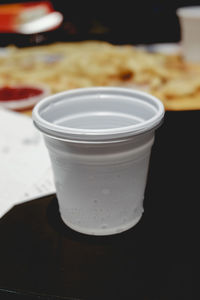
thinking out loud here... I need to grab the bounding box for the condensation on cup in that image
[177,6,200,62]
[33,87,165,236]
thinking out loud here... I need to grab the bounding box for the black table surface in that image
[0,111,195,300]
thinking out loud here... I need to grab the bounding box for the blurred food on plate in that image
[1,40,200,110]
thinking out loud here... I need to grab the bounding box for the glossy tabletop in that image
[0,111,195,300]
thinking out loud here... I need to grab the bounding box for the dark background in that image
[51,0,199,44]
[1,0,200,46]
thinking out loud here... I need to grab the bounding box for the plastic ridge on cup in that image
[33,87,164,143]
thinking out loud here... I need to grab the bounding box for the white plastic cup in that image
[33,87,164,235]
[177,6,200,62]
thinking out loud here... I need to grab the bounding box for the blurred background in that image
[1,0,200,47]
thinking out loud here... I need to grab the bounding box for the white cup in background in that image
[177,6,200,62]
[33,87,164,236]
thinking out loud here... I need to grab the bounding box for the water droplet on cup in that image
[122,216,128,224]
[101,224,108,229]
[102,188,110,195]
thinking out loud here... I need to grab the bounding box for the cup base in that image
[59,211,143,236]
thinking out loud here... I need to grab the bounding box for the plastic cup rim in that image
[32,87,165,142]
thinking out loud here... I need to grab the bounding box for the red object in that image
[0,86,43,101]
[0,1,54,33]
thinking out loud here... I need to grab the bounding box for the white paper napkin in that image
[0,108,55,218]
